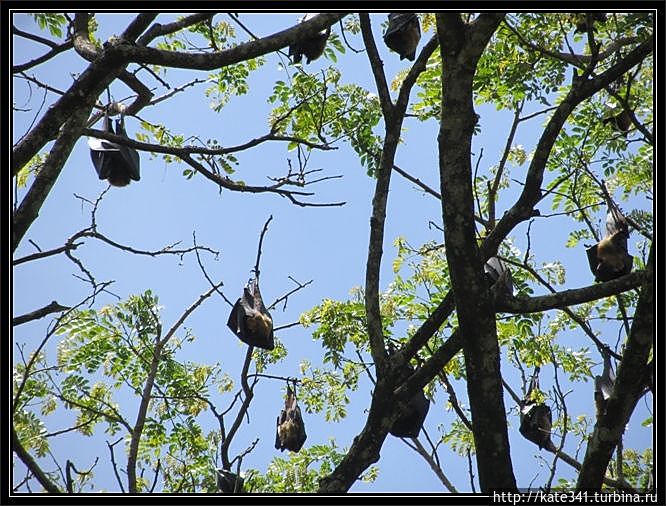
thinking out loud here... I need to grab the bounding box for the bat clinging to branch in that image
[387,347,430,438]
[216,468,244,494]
[289,13,331,64]
[519,367,555,451]
[275,384,307,452]
[227,278,274,350]
[87,112,140,187]
[383,13,421,61]
[484,256,514,296]
[594,348,616,418]
[586,202,633,282]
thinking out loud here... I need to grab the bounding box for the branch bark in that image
[436,12,516,492]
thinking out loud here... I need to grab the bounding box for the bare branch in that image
[12,301,71,326]
[253,215,273,280]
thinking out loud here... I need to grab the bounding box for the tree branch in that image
[126,284,219,492]
[12,426,61,494]
[12,301,71,326]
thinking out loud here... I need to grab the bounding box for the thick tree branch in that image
[122,13,347,70]
[11,426,61,494]
[12,105,93,253]
[495,270,645,314]
[318,14,439,494]
[436,12,516,492]
[359,14,392,119]
[12,301,71,326]
[12,14,154,176]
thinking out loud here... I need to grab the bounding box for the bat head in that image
[107,169,132,187]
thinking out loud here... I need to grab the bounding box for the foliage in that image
[12,11,654,495]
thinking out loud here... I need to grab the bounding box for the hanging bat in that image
[519,367,555,451]
[586,202,633,282]
[289,13,331,64]
[387,346,430,438]
[389,387,430,438]
[603,109,632,134]
[484,256,514,296]
[275,385,307,452]
[383,13,421,62]
[573,12,608,33]
[87,113,140,187]
[216,468,244,494]
[227,278,274,350]
[594,348,616,418]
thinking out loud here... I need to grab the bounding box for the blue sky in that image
[11,12,652,493]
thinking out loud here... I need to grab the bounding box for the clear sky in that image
[11,11,652,494]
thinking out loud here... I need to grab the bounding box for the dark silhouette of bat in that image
[603,109,632,134]
[594,348,615,418]
[387,346,430,438]
[383,13,421,61]
[289,13,331,64]
[586,203,633,282]
[390,387,430,438]
[88,113,140,187]
[519,367,555,451]
[484,256,514,296]
[227,278,274,350]
[275,385,307,452]
[216,468,244,494]
[574,12,608,33]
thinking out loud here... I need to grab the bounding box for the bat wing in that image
[226,284,274,350]
[115,119,141,181]
[596,354,616,399]
[243,282,275,350]
[275,413,284,450]
[226,298,244,336]
[89,149,112,179]
[484,257,513,295]
[519,402,552,449]
[484,257,502,283]
[290,13,329,64]
[291,405,307,452]
[89,116,119,180]
[586,244,599,277]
